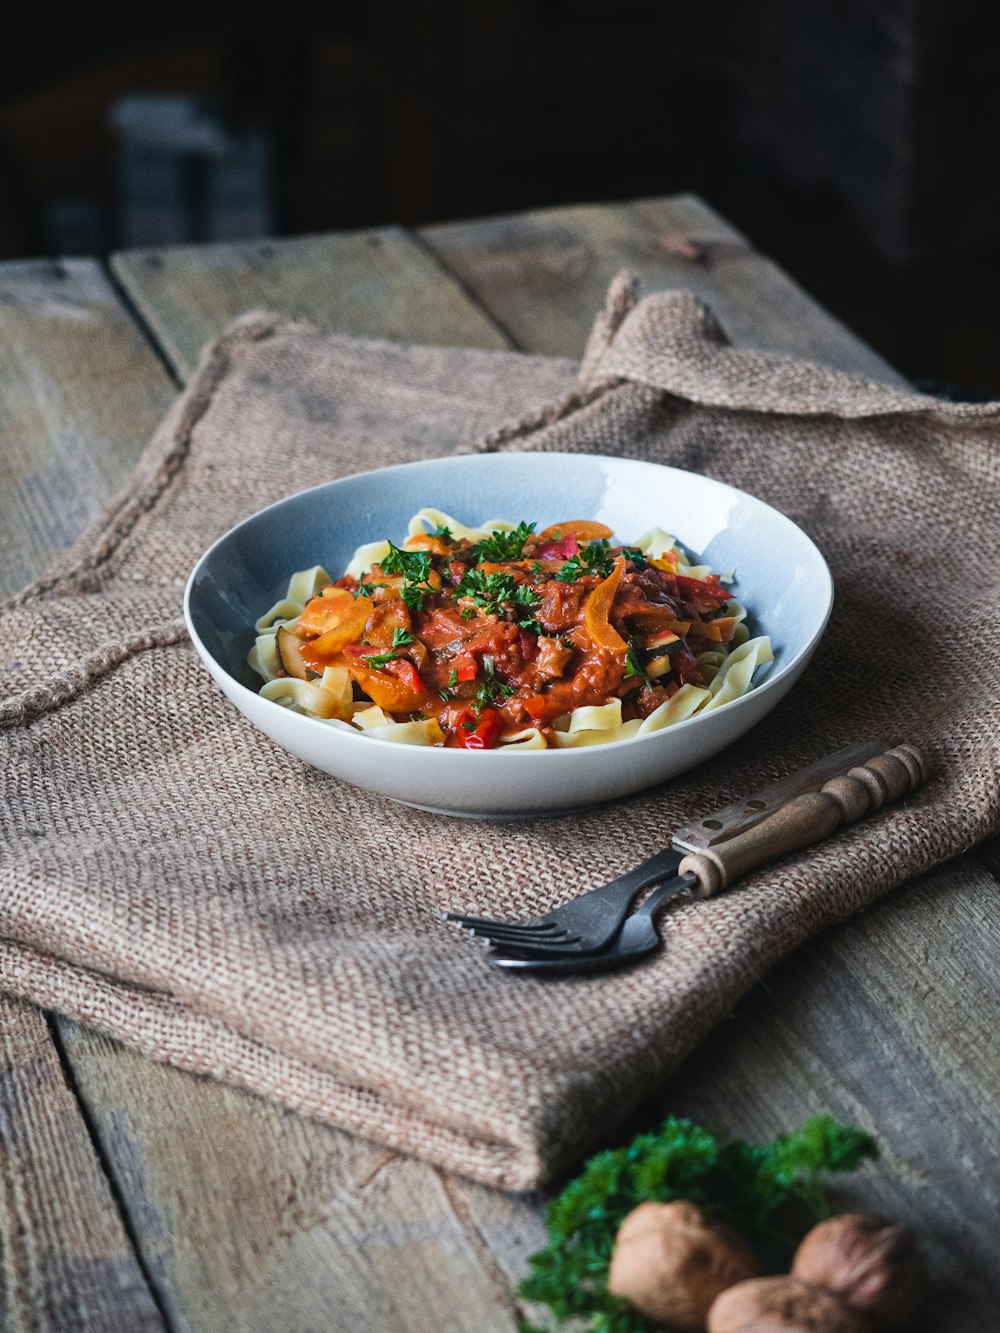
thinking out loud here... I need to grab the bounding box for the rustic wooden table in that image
[2,196,998,1332]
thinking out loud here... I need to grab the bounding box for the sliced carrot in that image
[535,519,614,544]
[583,556,627,654]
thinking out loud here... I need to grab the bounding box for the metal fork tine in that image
[442,913,559,933]
[468,926,580,946]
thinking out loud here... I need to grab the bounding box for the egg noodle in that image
[247,509,773,750]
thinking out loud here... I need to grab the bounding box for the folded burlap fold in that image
[2,277,998,1189]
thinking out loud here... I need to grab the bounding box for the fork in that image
[443,741,918,958]
[486,743,927,972]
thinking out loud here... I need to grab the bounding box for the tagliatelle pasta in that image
[248,507,773,749]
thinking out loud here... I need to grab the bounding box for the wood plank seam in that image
[435,1171,526,1326]
[101,258,185,392]
[45,1016,178,1332]
[407,229,520,350]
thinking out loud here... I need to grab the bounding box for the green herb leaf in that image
[378,542,432,583]
[554,541,616,583]
[363,649,398,668]
[392,627,414,647]
[471,521,536,564]
[517,1114,877,1332]
[429,523,453,541]
[475,658,517,708]
[624,646,645,679]
[620,546,648,568]
[457,568,540,620]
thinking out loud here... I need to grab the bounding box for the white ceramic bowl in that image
[184,453,832,817]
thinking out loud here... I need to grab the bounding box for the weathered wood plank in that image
[0,999,164,1332]
[110,228,509,382]
[422,195,909,384]
[0,259,176,599]
[654,860,1000,1328]
[418,202,998,1326]
[7,198,994,1333]
[2,247,522,1332]
[0,258,173,1331]
[58,1025,521,1333]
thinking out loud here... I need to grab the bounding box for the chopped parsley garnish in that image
[456,568,540,620]
[531,560,544,577]
[361,626,414,668]
[428,523,453,541]
[378,542,436,611]
[624,645,645,678]
[379,543,432,582]
[554,540,616,583]
[621,545,647,568]
[447,668,459,687]
[518,618,543,635]
[475,659,517,708]
[355,576,387,598]
[470,521,536,564]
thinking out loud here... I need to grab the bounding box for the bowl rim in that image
[183,451,834,760]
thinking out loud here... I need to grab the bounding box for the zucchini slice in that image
[276,625,312,680]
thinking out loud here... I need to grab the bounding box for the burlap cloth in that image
[2,275,998,1190]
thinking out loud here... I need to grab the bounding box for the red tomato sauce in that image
[276,521,738,748]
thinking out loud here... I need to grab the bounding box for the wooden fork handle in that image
[677,743,928,898]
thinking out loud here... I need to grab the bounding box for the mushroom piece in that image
[707,1275,870,1331]
[607,1200,758,1330]
[792,1213,927,1329]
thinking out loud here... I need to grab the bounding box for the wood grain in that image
[655,859,1000,1328]
[0,999,163,1332]
[110,227,509,382]
[4,197,996,1331]
[1,247,523,1331]
[57,1024,522,1333]
[0,259,176,599]
[422,195,909,384]
[422,205,1000,1326]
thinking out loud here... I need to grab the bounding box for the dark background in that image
[2,1,998,394]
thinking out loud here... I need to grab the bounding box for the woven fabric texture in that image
[2,278,998,1189]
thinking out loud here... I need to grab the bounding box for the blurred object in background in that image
[0,1,998,394]
[111,95,271,247]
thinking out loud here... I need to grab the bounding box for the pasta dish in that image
[247,509,772,749]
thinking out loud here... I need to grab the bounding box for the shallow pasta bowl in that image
[184,452,833,818]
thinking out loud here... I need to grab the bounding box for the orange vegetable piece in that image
[297,592,372,666]
[299,588,360,634]
[350,663,428,713]
[584,556,627,654]
[535,519,614,544]
[693,616,738,643]
[650,552,679,572]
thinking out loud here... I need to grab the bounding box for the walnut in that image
[607,1200,758,1330]
[791,1213,926,1329]
[707,1275,870,1331]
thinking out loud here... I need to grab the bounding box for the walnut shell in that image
[707,1275,870,1332]
[792,1213,926,1329]
[607,1200,758,1331]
